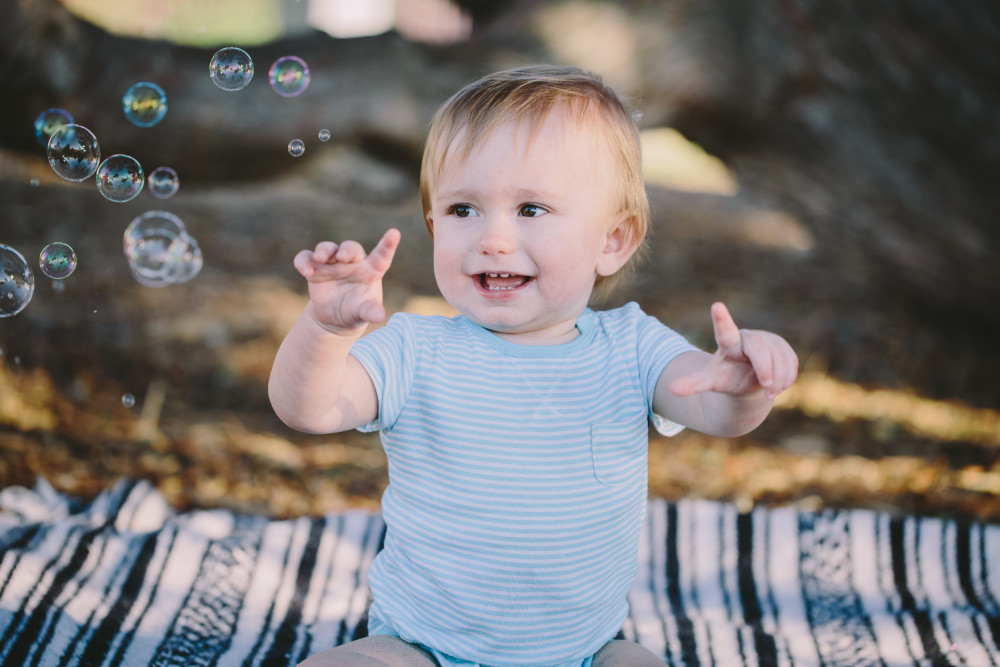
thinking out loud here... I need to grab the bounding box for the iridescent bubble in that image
[288,139,305,157]
[122,393,136,408]
[123,82,168,127]
[210,47,254,91]
[39,242,77,279]
[47,124,100,182]
[268,56,310,97]
[96,154,144,202]
[164,234,202,284]
[34,108,73,148]
[318,128,331,142]
[0,244,35,318]
[123,210,200,287]
[148,166,179,199]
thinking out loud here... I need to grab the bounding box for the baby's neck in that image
[489,322,580,346]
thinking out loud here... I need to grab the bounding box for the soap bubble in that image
[163,234,202,284]
[122,393,135,408]
[34,108,73,148]
[96,154,144,202]
[210,47,254,91]
[0,244,35,318]
[269,56,310,97]
[47,124,100,182]
[39,242,77,279]
[318,128,331,142]
[123,210,201,287]
[148,166,179,199]
[288,139,305,157]
[123,82,168,127]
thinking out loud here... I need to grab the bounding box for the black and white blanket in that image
[1,478,997,666]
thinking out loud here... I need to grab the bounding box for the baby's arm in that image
[653,302,798,437]
[268,228,401,434]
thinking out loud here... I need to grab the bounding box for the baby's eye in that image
[447,204,477,218]
[518,203,547,218]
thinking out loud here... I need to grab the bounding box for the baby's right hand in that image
[293,228,401,335]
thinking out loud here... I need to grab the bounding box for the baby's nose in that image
[477,217,517,254]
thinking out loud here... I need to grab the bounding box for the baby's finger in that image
[669,370,715,397]
[367,228,402,275]
[742,332,775,391]
[334,240,366,264]
[293,249,316,277]
[711,302,743,358]
[773,341,800,395]
[310,241,340,264]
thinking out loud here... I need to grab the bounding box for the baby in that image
[270,65,798,667]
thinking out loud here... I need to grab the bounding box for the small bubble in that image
[0,245,34,318]
[29,178,40,187]
[124,210,201,287]
[123,82,168,128]
[39,242,77,279]
[47,124,100,182]
[288,139,305,157]
[122,393,135,408]
[148,166,179,199]
[269,56,311,97]
[34,108,74,148]
[318,128,331,142]
[631,109,644,123]
[210,47,254,91]
[52,279,65,293]
[96,154,144,202]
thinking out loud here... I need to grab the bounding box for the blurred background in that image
[1,0,998,521]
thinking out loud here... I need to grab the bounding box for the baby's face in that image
[427,107,633,344]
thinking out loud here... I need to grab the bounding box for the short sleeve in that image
[348,313,416,433]
[634,307,699,436]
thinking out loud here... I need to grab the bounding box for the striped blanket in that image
[1,479,997,666]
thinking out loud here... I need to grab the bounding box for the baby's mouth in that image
[478,273,532,291]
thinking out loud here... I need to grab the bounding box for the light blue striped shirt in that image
[349,302,696,666]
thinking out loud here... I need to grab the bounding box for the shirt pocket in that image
[590,412,648,487]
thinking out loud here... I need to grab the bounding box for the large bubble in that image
[96,154,144,203]
[210,47,254,91]
[39,242,77,279]
[123,211,202,287]
[147,166,179,199]
[0,244,35,317]
[268,56,310,97]
[123,82,168,127]
[47,124,100,182]
[34,108,74,148]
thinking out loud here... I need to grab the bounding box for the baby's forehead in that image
[441,105,611,164]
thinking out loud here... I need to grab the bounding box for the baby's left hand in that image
[669,302,798,401]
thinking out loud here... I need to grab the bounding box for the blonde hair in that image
[420,65,648,300]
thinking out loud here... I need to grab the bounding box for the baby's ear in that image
[596,212,641,277]
[425,213,435,238]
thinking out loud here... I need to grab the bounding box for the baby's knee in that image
[297,635,437,667]
[592,639,665,667]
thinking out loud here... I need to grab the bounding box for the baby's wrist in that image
[306,303,367,339]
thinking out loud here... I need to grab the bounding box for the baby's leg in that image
[592,639,665,666]
[297,635,438,667]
